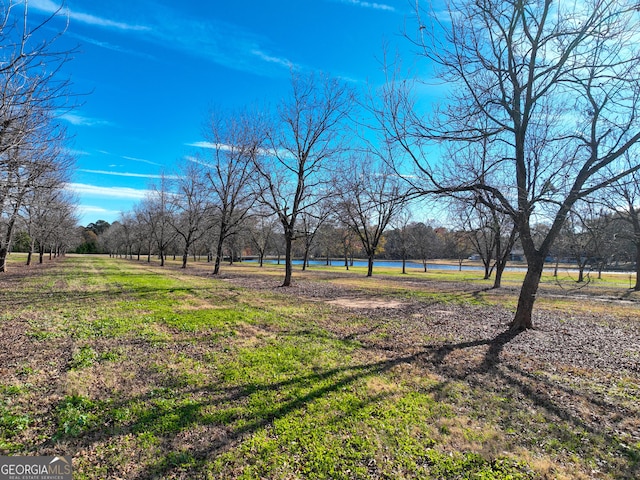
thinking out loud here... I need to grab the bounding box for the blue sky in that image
[26,0,433,225]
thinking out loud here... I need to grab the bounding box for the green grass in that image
[0,255,638,478]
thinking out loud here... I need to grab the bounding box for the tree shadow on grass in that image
[49,357,401,478]
[415,328,640,479]
[43,323,636,479]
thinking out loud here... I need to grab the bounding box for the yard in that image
[0,255,639,479]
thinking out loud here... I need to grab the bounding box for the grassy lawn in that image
[0,255,639,479]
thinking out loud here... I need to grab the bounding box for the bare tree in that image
[298,200,333,270]
[335,156,408,277]
[141,175,177,267]
[117,212,140,260]
[337,224,358,270]
[604,167,640,288]
[200,110,264,275]
[132,203,155,263]
[379,0,640,329]
[408,221,443,273]
[45,196,78,258]
[254,72,352,286]
[167,162,214,268]
[453,198,496,280]
[248,208,278,267]
[0,2,75,272]
[385,207,413,274]
[453,194,518,287]
[21,186,76,265]
[0,142,73,271]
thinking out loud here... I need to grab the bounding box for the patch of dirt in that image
[326,296,407,309]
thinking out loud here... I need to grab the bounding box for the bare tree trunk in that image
[367,255,374,277]
[213,231,225,275]
[283,231,293,286]
[483,261,491,280]
[302,244,310,271]
[634,243,640,291]
[493,227,517,289]
[493,264,505,289]
[0,216,15,272]
[511,255,545,331]
[26,242,34,266]
[577,264,585,283]
[0,246,7,273]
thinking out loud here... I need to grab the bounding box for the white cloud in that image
[29,0,150,31]
[186,141,233,151]
[66,183,151,199]
[64,147,90,157]
[187,140,296,161]
[137,5,302,76]
[252,50,297,70]
[65,31,156,59]
[122,156,161,166]
[336,0,396,12]
[60,113,113,127]
[76,205,119,215]
[34,2,300,76]
[184,155,212,168]
[78,169,178,180]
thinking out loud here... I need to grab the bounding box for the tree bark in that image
[483,261,491,280]
[302,247,309,271]
[0,217,15,272]
[634,242,640,291]
[511,255,545,331]
[577,264,585,283]
[367,255,374,277]
[0,246,7,273]
[283,231,293,286]
[493,263,504,289]
[213,235,224,275]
